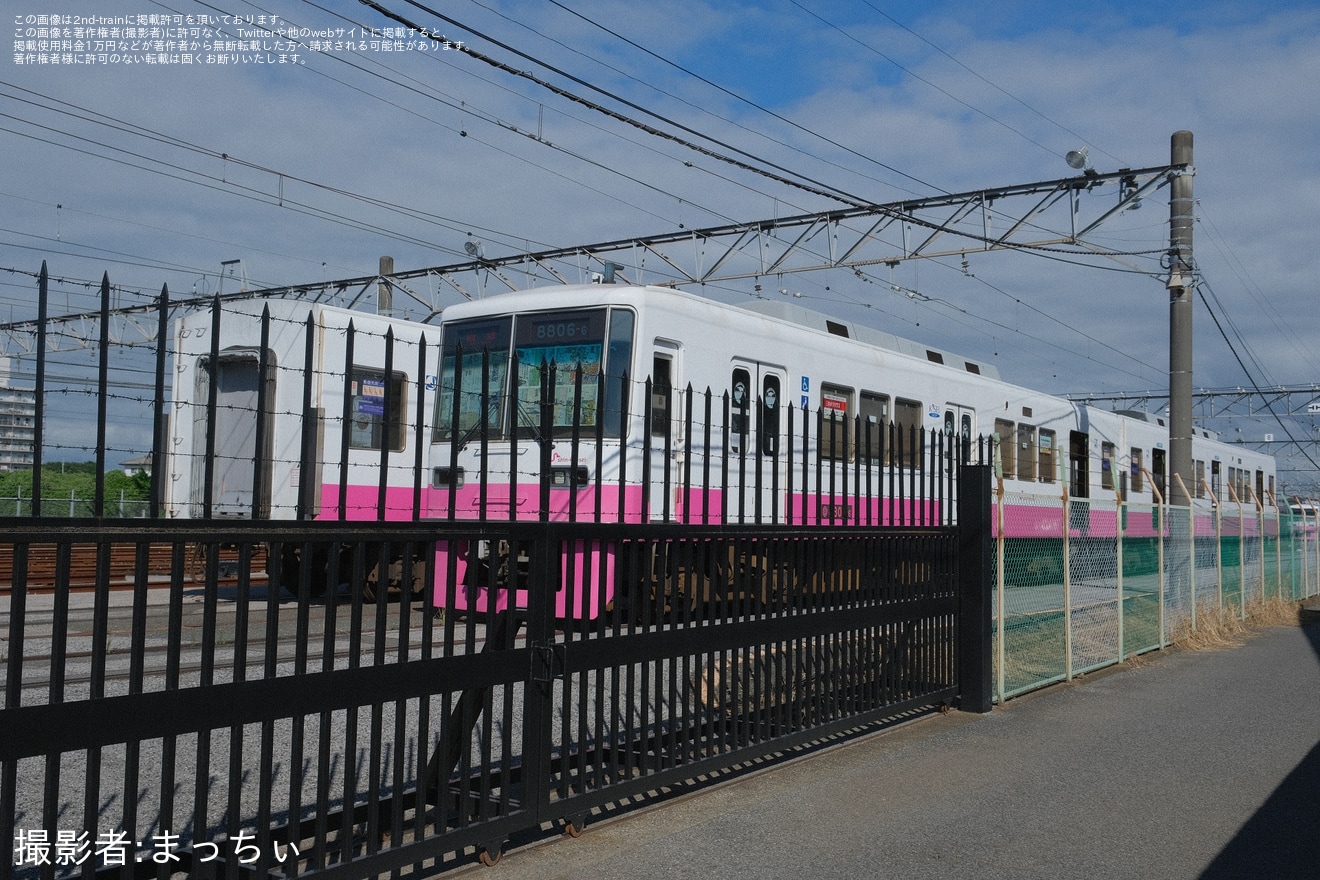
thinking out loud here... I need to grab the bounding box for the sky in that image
[4,0,1320,489]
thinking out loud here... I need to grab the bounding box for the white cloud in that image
[4,0,1319,481]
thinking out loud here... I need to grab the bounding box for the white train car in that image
[165,298,438,524]
[426,282,1277,616]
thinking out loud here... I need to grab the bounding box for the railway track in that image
[2,587,467,697]
[8,615,452,693]
[0,540,269,592]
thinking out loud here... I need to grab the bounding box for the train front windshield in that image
[435,307,635,440]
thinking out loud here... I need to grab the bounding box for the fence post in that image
[957,464,992,712]
[1116,491,1125,662]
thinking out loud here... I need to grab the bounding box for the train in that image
[423,282,1277,614]
[165,297,439,520]
[163,280,1279,613]
[163,298,439,592]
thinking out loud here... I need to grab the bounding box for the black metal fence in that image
[1,266,992,879]
[2,502,989,879]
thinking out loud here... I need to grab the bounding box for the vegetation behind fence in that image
[0,465,151,518]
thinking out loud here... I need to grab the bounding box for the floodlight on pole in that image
[1065,146,1091,170]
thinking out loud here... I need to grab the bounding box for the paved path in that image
[473,615,1320,880]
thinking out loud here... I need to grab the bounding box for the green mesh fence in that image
[1278,511,1318,601]
[993,495,1319,703]
[994,491,1069,696]
[1067,497,1120,676]
[1159,503,1191,641]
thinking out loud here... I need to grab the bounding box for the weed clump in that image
[1171,596,1306,650]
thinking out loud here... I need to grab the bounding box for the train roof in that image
[736,299,1000,380]
[435,285,1246,449]
[173,295,437,338]
[1115,408,1221,440]
[440,283,1001,380]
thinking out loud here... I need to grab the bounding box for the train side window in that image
[1130,448,1144,493]
[1101,442,1116,490]
[893,398,922,468]
[1038,429,1056,483]
[1256,470,1264,503]
[859,392,889,464]
[1268,474,1275,500]
[821,383,853,460]
[1211,460,1221,498]
[602,308,634,439]
[1018,424,1037,481]
[349,368,406,452]
[435,316,512,442]
[731,367,751,455]
[994,419,1015,479]
[761,374,781,456]
[651,354,672,437]
[1195,460,1206,498]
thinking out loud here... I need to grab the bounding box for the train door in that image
[192,348,275,517]
[1068,431,1089,499]
[729,359,787,523]
[942,403,975,467]
[648,340,683,520]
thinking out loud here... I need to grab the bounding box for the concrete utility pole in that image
[1168,131,1195,505]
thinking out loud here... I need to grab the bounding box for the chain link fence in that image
[0,491,150,518]
[993,492,1319,702]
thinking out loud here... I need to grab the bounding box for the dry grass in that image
[1170,596,1307,650]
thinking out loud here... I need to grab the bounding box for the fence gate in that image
[1,467,990,878]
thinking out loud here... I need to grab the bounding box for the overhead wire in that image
[0,187,351,279]
[359,0,884,209]
[1195,278,1320,471]
[495,0,939,197]
[2,5,1309,474]
[104,0,811,263]
[854,0,1121,165]
[827,259,1166,387]
[0,72,1155,404]
[295,0,829,220]
[462,1,1199,393]
[9,0,1162,311]
[4,1,1278,435]
[1195,203,1311,374]
[787,0,1056,159]
[0,81,520,257]
[160,0,751,231]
